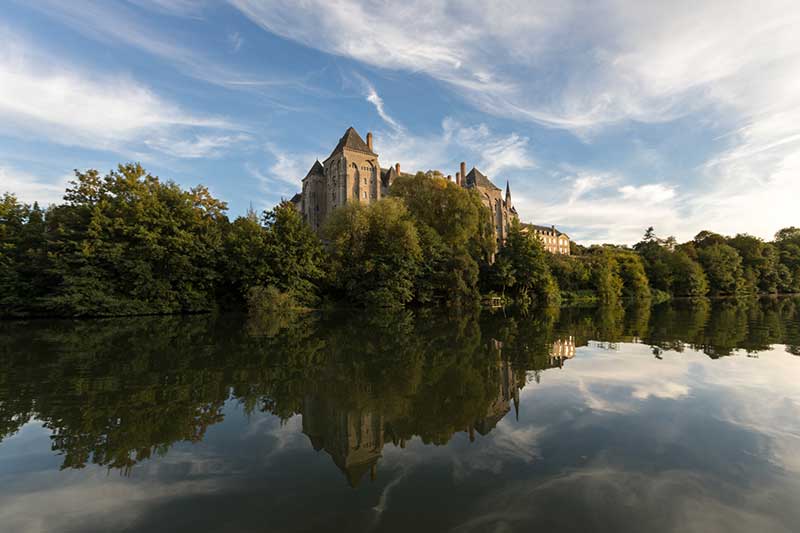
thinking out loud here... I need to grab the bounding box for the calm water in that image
[1,298,800,532]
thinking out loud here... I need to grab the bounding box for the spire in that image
[513,387,520,421]
[506,181,511,203]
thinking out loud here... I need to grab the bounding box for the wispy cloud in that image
[231,0,800,241]
[247,144,321,207]
[365,84,402,132]
[0,166,70,205]
[145,133,251,158]
[228,31,244,52]
[0,28,238,157]
[375,117,536,179]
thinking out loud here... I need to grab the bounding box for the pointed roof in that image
[506,181,511,199]
[302,160,324,182]
[380,167,396,187]
[324,127,377,162]
[464,167,501,191]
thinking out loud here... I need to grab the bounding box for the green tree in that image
[634,227,673,292]
[670,250,709,296]
[698,243,745,295]
[391,173,493,305]
[323,198,421,307]
[775,227,800,293]
[589,249,624,302]
[493,220,559,306]
[41,164,229,316]
[728,233,780,294]
[261,201,326,305]
[616,251,651,299]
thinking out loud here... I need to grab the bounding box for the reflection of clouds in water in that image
[370,469,406,530]
[631,381,689,400]
[0,469,221,533]
[522,342,698,415]
[449,467,798,533]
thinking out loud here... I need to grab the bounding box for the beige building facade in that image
[522,224,571,255]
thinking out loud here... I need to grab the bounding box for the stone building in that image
[293,127,518,247]
[522,224,571,255]
[549,336,576,367]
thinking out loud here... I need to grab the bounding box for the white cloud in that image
[230,0,800,242]
[376,118,535,180]
[0,166,70,205]
[22,1,306,91]
[568,173,612,204]
[129,0,209,19]
[365,84,402,132]
[0,29,236,156]
[247,144,322,206]
[619,184,676,204]
[145,133,251,158]
[228,31,244,52]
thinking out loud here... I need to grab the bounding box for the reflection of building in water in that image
[301,395,387,488]
[301,357,524,487]
[473,357,520,437]
[549,336,576,368]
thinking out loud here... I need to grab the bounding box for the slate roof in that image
[289,193,302,204]
[305,160,324,177]
[324,127,377,161]
[464,167,501,191]
[524,223,568,237]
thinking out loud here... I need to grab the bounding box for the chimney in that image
[456,172,461,186]
[366,132,373,151]
[460,161,466,186]
[447,174,452,181]
[394,162,400,175]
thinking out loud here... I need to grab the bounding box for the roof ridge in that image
[325,126,377,161]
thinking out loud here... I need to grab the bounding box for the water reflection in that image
[0,297,799,532]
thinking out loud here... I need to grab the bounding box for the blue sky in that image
[1,0,798,244]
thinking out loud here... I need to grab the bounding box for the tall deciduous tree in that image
[698,243,745,295]
[323,198,421,307]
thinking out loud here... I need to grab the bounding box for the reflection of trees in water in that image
[0,296,798,480]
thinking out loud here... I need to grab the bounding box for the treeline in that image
[2,164,799,317]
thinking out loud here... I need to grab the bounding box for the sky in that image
[1,0,799,245]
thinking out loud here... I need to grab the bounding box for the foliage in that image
[669,250,709,297]
[260,201,326,304]
[490,219,559,306]
[697,243,745,295]
[4,167,800,318]
[390,173,493,306]
[322,198,421,307]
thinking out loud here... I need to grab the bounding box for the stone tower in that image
[300,127,402,233]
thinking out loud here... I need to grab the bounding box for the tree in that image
[492,255,516,301]
[775,227,800,293]
[616,252,651,299]
[589,249,623,302]
[261,201,326,305]
[698,243,745,295]
[39,164,229,316]
[669,250,709,297]
[728,234,780,294]
[323,198,421,307]
[391,173,493,305]
[634,227,673,292]
[493,220,559,306]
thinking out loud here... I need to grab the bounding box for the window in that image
[362,191,367,199]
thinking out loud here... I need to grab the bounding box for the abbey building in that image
[291,127,568,252]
